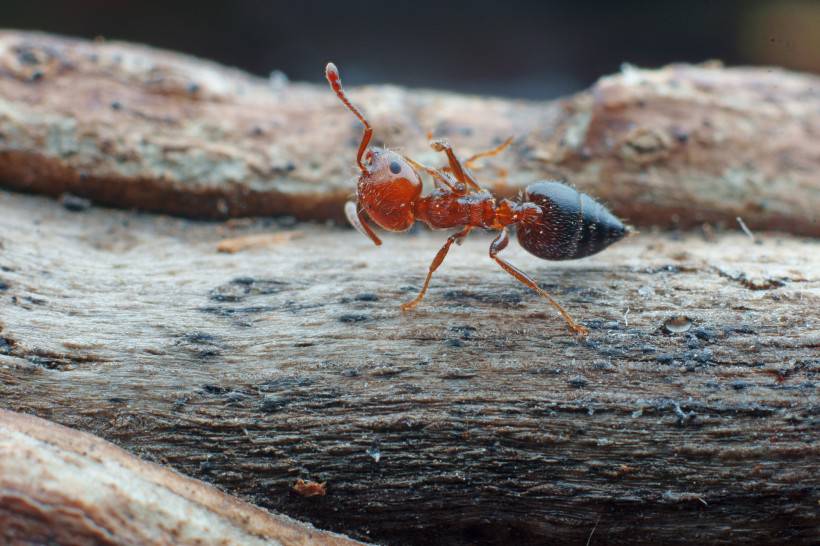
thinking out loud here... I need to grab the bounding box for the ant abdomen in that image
[516,181,627,261]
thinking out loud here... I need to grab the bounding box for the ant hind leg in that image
[401,226,472,311]
[489,229,589,336]
[463,137,513,169]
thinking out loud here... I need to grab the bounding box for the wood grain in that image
[0,408,365,546]
[0,31,817,234]
[0,190,817,545]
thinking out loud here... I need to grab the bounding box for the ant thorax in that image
[414,190,495,230]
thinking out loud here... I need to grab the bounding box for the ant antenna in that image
[325,62,373,173]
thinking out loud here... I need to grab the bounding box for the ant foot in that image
[400,301,419,312]
[429,139,449,152]
[570,323,590,337]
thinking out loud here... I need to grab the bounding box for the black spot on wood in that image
[0,338,14,354]
[26,355,62,370]
[723,325,758,336]
[568,376,589,388]
[656,353,676,364]
[177,331,223,359]
[209,277,288,303]
[259,394,289,413]
[597,346,627,358]
[259,376,314,392]
[15,46,41,66]
[184,332,219,344]
[442,289,523,307]
[60,193,91,212]
[199,305,275,317]
[224,391,248,405]
[449,325,477,340]
[673,129,689,143]
[338,313,369,323]
[201,384,229,395]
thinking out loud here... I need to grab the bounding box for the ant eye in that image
[389,161,402,174]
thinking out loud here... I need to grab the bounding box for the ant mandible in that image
[325,62,628,336]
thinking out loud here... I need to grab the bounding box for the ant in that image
[325,62,628,336]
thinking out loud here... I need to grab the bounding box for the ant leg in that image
[345,201,382,246]
[429,139,482,192]
[401,226,472,311]
[402,155,464,194]
[489,229,589,336]
[464,137,513,169]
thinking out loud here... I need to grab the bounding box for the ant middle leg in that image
[489,229,589,336]
[429,139,483,192]
[401,226,472,311]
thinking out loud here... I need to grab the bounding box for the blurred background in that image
[3,0,819,99]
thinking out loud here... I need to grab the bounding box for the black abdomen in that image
[516,181,626,261]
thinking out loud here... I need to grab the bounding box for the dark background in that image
[3,0,819,98]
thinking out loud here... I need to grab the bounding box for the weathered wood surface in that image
[0,191,817,545]
[0,31,818,234]
[0,409,365,546]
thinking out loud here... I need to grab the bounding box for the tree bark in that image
[0,409,365,546]
[0,31,818,235]
[0,191,817,545]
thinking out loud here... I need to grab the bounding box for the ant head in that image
[326,62,421,232]
[358,148,422,232]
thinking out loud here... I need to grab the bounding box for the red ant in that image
[325,62,628,336]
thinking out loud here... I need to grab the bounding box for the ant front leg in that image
[429,139,482,192]
[345,201,382,246]
[489,229,589,336]
[401,226,472,311]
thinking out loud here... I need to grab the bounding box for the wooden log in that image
[0,408,365,545]
[0,191,817,545]
[0,31,818,234]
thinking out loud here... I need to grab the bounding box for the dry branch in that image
[0,191,817,545]
[0,31,817,234]
[0,408,364,546]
